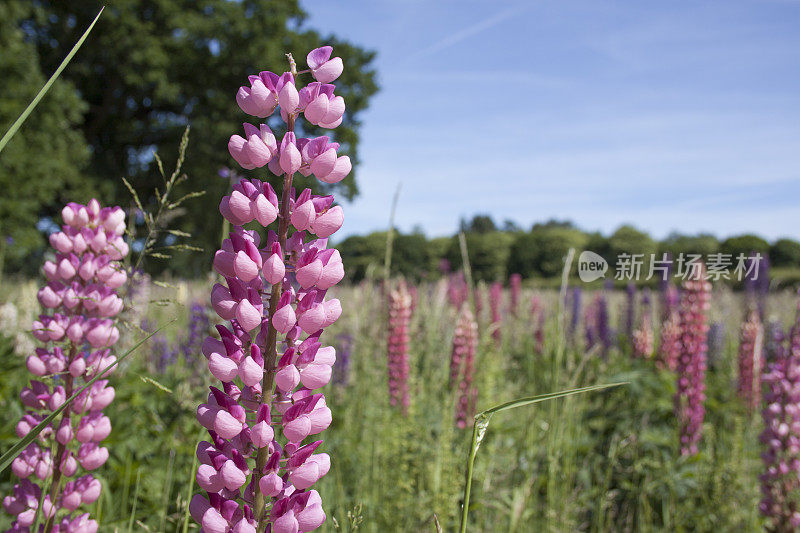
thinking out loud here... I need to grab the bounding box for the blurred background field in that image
[1,275,798,531]
[3,0,800,531]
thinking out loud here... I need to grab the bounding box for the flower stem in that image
[254,57,297,532]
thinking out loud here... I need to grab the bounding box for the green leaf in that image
[0,320,175,475]
[479,382,627,417]
[0,8,104,154]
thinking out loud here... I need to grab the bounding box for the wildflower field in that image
[1,273,799,531]
[2,2,800,532]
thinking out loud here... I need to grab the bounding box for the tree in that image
[769,238,800,268]
[659,233,720,259]
[462,214,497,234]
[445,231,513,282]
[720,234,770,260]
[507,226,588,279]
[12,0,378,273]
[0,1,92,272]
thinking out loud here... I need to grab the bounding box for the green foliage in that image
[720,234,770,259]
[608,224,657,260]
[770,238,800,267]
[445,231,515,282]
[6,0,378,274]
[0,2,92,270]
[507,226,588,278]
[3,282,795,531]
[460,214,497,234]
[660,232,721,258]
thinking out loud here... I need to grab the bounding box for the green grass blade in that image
[480,381,627,417]
[0,7,104,154]
[459,381,628,533]
[0,319,175,474]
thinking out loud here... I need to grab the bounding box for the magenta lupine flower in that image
[674,266,711,456]
[658,311,681,371]
[509,273,522,315]
[759,305,800,530]
[737,308,764,412]
[447,272,468,310]
[3,200,128,532]
[632,290,654,359]
[192,47,349,533]
[489,281,503,345]
[387,281,412,414]
[451,305,478,428]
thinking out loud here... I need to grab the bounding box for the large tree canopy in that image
[3,0,378,273]
[0,1,92,270]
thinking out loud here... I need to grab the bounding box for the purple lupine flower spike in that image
[451,305,478,428]
[3,200,128,532]
[674,264,711,456]
[737,309,763,412]
[387,281,412,413]
[193,47,349,533]
[632,289,654,359]
[759,298,800,529]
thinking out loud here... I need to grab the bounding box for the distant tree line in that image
[338,214,800,284]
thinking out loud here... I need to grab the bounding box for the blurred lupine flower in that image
[180,302,212,366]
[192,47,348,533]
[489,281,503,346]
[658,311,681,371]
[530,296,545,354]
[407,284,419,315]
[632,290,654,359]
[450,305,478,428]
[438,258,451,275]
[332,333,352,386]
[568,287,581,341]
[153,333,178,374]
[660,282,679,322]
[596,289,611,359]
[737,309,763,412]
[674,265,711,456]
[447,272,468,310]
[584,298,598,349]
[509,273,522,315]
[744,252,770,320]
[759,305,800,529]
[387,280,412,414]
[765,320,786,365]
[624,283,636,338]
[2,200,128,532]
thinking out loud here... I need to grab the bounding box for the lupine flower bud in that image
[3,200,127,531]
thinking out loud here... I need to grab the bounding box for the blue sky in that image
[300,0,800,241]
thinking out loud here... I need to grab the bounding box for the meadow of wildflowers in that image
[2,10,800,533]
